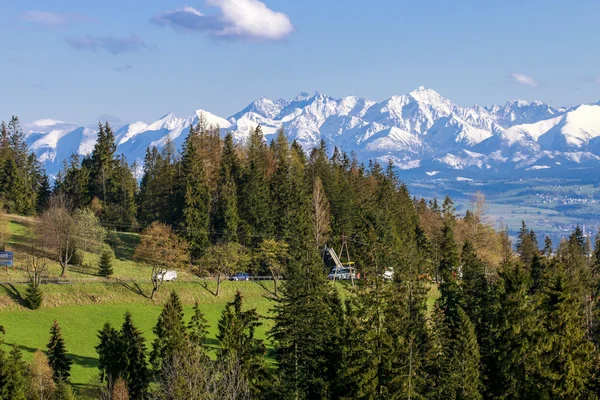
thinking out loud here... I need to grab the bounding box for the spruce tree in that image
[150,291,188,373]
[188,301,209,352]
[271,250,343,399]
[213,132,241,242]
[36,173,51,213]
[24,278,42,310]
[439,221,459,283]
[96,322,126,388]
[239,125,273,245]
[98,250,114,277]
[217,290,267,396]
[120,312,149,400]
[270,128,294,240]
[449,307,482,400]
[46,320,72,383]
[496,262,546,399]
[88,122,116,203]
[0,344,27,400]
[180,124,210,258]
[516,221,539,267]
[541,263,594,398]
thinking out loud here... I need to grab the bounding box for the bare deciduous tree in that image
[36,195,75,277]
[155,351,250,400]
[199,242,249,296]
[26,239,48,285]
[312,176,331,249]
[73,208,107,260]
[133,222,189,299]
[28,350,56,400]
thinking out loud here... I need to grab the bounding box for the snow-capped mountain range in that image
[23,87,600,179]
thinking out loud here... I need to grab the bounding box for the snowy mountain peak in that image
[22,88,600,179]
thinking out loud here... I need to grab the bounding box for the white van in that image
[153,270,177,282]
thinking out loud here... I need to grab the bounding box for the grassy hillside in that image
[0,280,277,394]
[0,215,439,398]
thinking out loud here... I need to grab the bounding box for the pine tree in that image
[24,278,42,310]
[188,301,209,352]
[98,250,114,277]
[120,312,149,400]
[150,291,188,373]
[46,320,72,383]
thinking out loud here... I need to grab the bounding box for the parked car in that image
[382,268,394,280]
[153,270,177,282]
[327,267,356,280]
[229,272,250,281]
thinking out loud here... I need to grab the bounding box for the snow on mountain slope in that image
[22,88,600,178]
[537,105,600,151]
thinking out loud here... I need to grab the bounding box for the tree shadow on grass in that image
[71,383,99,399]
[197,280,217,297]
[117,280,149,299]
[15,344,103,398]
[252,280,277,299]
[14,344,98,370]
[107,231,140,262]
[0,283,28,307]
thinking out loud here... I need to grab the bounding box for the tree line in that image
[2,114,600,398]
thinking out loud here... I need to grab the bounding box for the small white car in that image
[153,270,177,282]
[382,268,394,280]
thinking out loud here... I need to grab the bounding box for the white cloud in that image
[152,0,294,41]
[510,73,541,88]
[21,11,86,26]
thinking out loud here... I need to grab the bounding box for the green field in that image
[0,216,439,398]
[0,280,277,396]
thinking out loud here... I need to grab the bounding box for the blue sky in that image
[1,0,599,126]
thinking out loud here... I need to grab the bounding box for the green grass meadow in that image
[0,215,440,397]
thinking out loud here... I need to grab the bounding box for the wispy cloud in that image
[30,83,47,90]
[152,0,294,41]
[21,11,87,26]
[114,64,133,72]
[65,35,153,55]
[510,73,541,88]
